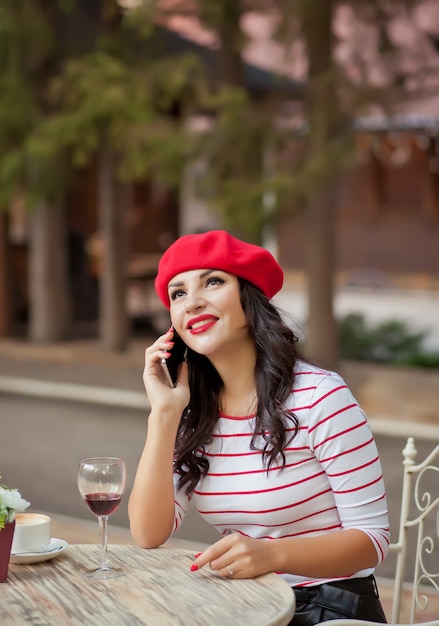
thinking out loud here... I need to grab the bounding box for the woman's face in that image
[167,269,250,358]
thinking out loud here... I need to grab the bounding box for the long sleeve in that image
[304,370,390,565]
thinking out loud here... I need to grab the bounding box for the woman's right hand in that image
[130,328,189,547]
[143,329,190,418]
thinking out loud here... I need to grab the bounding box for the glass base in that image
[84,566,125,580]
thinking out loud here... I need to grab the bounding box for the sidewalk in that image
[0,337,148,406]
[1,336,438,439]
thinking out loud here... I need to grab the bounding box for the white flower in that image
[0,487,30,513]
[0,479,31,529]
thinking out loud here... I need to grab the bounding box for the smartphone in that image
[161,330,187,387]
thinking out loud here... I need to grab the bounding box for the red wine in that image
[84,493,121,516]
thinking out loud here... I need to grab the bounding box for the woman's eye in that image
[206,277,225,287]
[169,289,185,301]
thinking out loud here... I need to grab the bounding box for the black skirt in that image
[289,575,388,625]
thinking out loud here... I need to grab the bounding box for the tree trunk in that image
[304,181,337,369]
[97,145,128,351]
[0,213,12,337]
[28,202,70,342]
[216,1,246,87]
[300,0,338,370]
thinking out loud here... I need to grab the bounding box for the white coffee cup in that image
[11,513,51,554]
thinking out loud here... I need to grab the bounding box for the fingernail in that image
[194,553,202,558]
[190,563,198,572]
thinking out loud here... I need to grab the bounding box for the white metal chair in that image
[317,436,439,626]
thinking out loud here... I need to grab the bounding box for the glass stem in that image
[98,515,110,569]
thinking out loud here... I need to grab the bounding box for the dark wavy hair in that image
[174,279,301,494]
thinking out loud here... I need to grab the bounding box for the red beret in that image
[155,230,284,308]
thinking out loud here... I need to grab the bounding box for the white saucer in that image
[10,538,69,564]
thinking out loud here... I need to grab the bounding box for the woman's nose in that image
[184,290,205,312]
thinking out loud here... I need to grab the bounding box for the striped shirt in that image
[172,360,390,587]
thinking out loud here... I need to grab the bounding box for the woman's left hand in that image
[190,533,276,579]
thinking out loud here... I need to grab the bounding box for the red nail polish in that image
[190,563,198,572]
[194,553,202,558]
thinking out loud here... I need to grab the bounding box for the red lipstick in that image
[187,315,218,334]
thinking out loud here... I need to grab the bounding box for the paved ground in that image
[1,333,438,437]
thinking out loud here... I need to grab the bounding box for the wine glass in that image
[77,457,127,579]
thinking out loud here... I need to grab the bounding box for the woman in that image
[129,230,389,625]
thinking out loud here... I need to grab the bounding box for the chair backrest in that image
[388,437,439,623]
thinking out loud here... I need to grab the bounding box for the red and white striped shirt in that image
[172,360,390,587]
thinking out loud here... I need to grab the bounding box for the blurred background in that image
[1,0,438,364]
[0,0,438,588]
